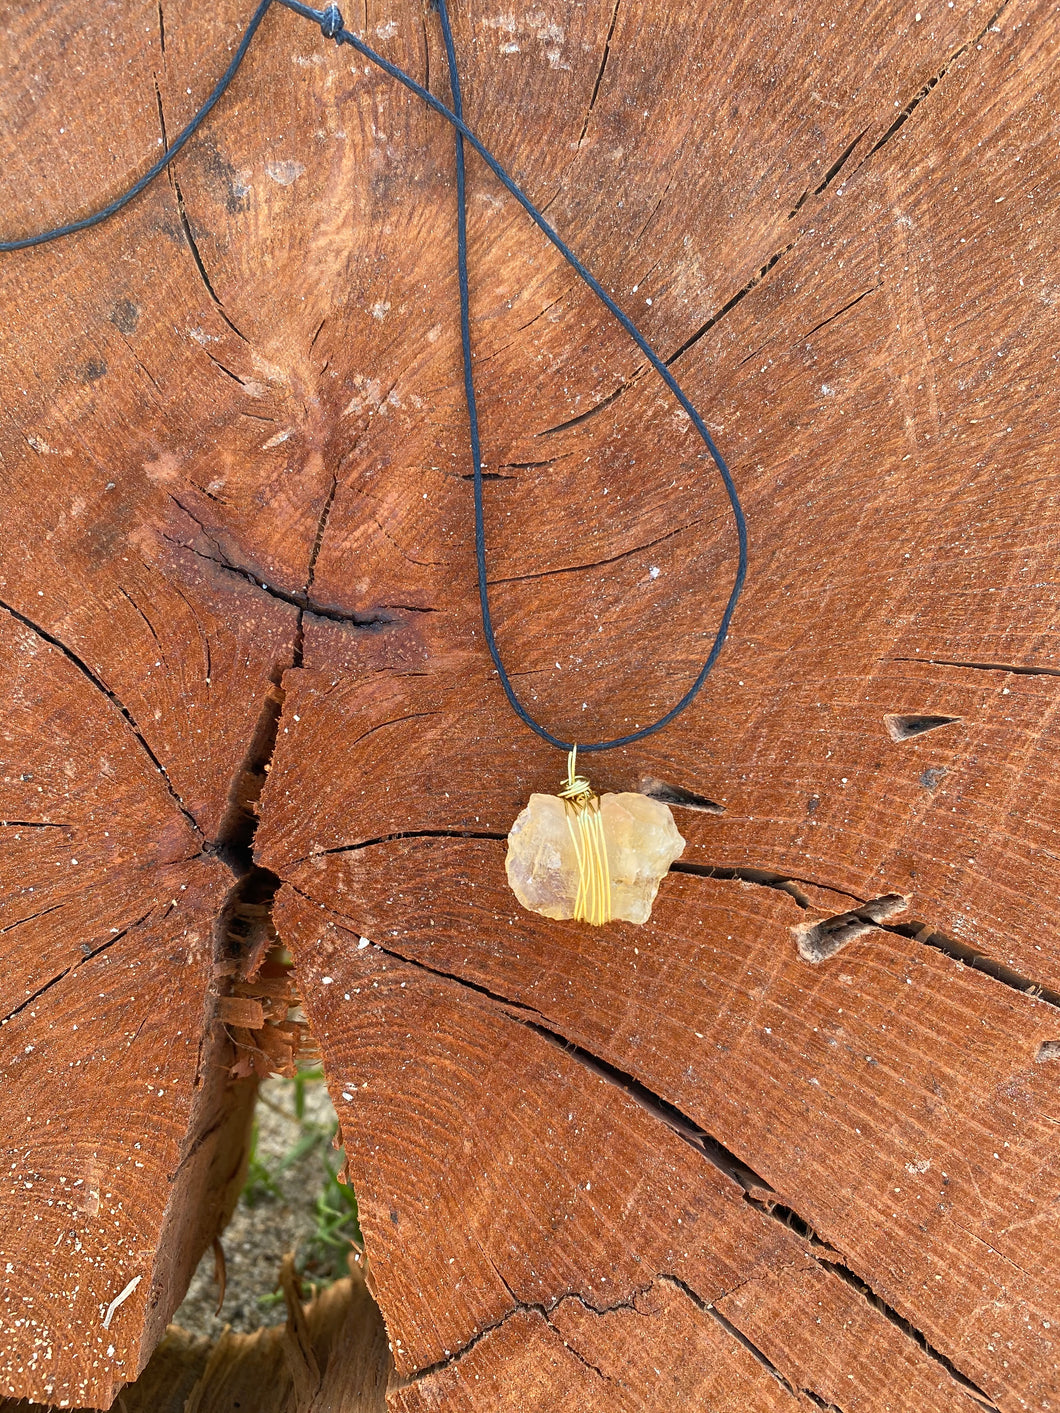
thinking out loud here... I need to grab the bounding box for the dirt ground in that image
[174,1075,344,1337]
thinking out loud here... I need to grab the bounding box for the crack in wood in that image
[0,902,65,936]
[673,860,811,907]
[701,265,791,368]
[287,881,774,1187]
[896,656,1060,679]
[788,126,869,219]
[110,324,164,394]
[419,10,430,95]
[485,514,705,585]
[290,468,340,667]
[496,455,566,472]
[211,675,287,877]
[685,862,866,906]
[522,1016,778,1192]
[743,1193,834,1251]
[294,884,801,1214]
[153,75,168,147]
[0,909,156,1029]
[537,379,630,437]
[367,512,450,569]
[330,915,548,1017]
[163,529,429,630]
[304,470,338,600]
[149,77,248,344]
[666,242,797,368]
[486,1257,613,1382]
[200,346,250,386]
[169,579,214,685]
[287,902,546,1021]
[543,1328,610,1383]
[201,656,303,1078]
[863,1,1014,162]
[117,585,163,652]
[395,1264,885,1395]
[288,828,507,866]
[638,776,725,814]
[881,917,1060,1013]
[284,881,1010,1406]
[810,1254,1001,1411]
[801,284,881,341]
[699,1207,1001,1410]
[661,1274,802,1400]
[632,167,679,246]
[802,1391,848,1413]
[0,595,204,839]
[577,0,622,148]
[171,174,249,343]
[517,294,567,334]
[393,1281,645,1389]
[325,709,444,759]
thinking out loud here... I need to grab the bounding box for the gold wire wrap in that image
[559,747,612,925]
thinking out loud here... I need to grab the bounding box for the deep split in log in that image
[1,0,1059,1408]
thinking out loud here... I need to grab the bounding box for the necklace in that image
[1,0,747,927]
[436,2,747,924]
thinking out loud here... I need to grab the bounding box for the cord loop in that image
[0,0,747,756]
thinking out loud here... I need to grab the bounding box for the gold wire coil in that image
[560,747,612,926]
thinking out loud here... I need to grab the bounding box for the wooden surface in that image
[0,1263,391,1413]
[1,0,1058,1407]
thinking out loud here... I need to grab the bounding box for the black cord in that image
[429,0,746,752]
[0,0,747,756]
[0,0,274,252]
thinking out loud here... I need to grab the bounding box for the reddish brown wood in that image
[0,1265,390,1413]
[2,0,1059,1407]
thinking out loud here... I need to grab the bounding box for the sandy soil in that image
[174,1075,342,1337]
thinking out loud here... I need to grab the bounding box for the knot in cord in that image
[319,5,344,40]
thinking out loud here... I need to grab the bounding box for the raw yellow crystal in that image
[505,791,685,925]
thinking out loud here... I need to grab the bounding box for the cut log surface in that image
[0,1265,391,1413]
[1,0,1058,1408]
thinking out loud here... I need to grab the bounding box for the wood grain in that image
[0,1264,390,1413]
[278,886,1000,1413]
[1,0,1058,1405]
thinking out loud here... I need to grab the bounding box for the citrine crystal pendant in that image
[506,749,686,925]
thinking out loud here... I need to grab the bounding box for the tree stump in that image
[1,0,1058,1408]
